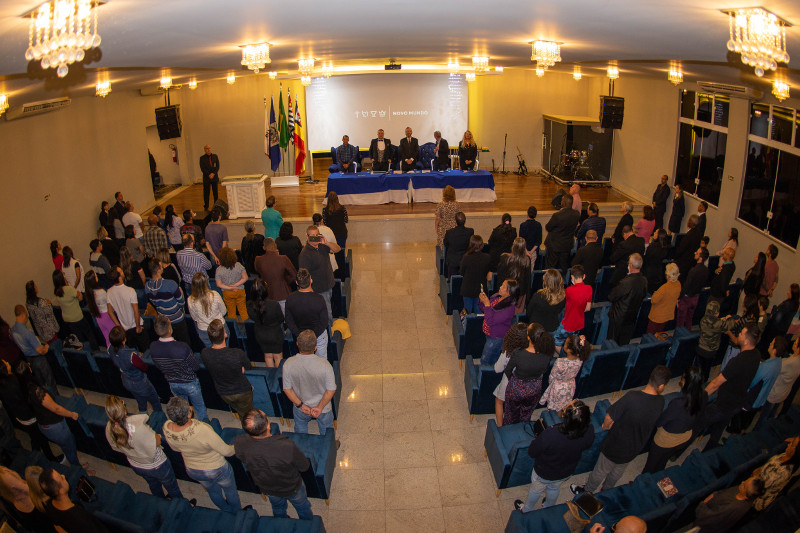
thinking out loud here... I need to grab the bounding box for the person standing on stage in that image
[458,130,478,171]
[335,135,357,174]
[399,127,419,172]
[652,175,671,230]
[433,131,450,171]
[199,144,220,211]
[369,129,392,171]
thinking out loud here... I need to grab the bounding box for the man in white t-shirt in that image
[311,213,337,272]
[122,201,144,239]
[107,267,148,351]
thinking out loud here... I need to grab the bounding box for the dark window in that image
[695,130,725,206]
[750,103,770,138]
[697,94,713,123]
[680,90,695,120]
[675,123,697,195]
[768,151,800,248]
[795,112,800,149]
[772,106,794,145]
[740,141,778,230]
[713,95,730,127]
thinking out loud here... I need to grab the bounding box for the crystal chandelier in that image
[321,62,333,78]
[772,79,790,101]
[465,72,476,82]
[159,76,172,90]
[298,58,315,76]
[531,41,561,68]
[472,56,489,73]
[726,8,790,77]
[535,66,545,77]
[607,65,619,79]
[95,79,110,97]
[268,71,277,80]
[573,66,582,81]
[226,73,235,85]
[25,0,102,78]
[495,66,504,73]
[301,76,312,86]
[668,63,683,85]
[188,79,197,90]
[241,43,270,73]
[0,94,8,117]
[448,60,460,73]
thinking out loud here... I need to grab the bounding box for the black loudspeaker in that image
[552,188,568,209]
[155,105,182,140]
[599,96,624,129]
[212,199,229,220]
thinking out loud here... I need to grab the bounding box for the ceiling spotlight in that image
[226,73,235,85]
[321,62,333,78]
[298,58,315,76]
[472,56,489,73]
[0,94,8,117]
[607,65,619,80]
[668,63,683,85]
[535,66,545,77]
[268,71,277,79]
[465,72,476,82]
[448,60,460,73]
[531,40,561,68]
[159,75,173,90]
[301,75,312,86]
[495,66,504,73]
[188,79,197,90]
[241,42,270,73]
[95,79,111,98]
[573,66,582,81]
[772,79,790,101]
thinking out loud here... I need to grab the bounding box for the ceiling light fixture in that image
[607,65,619,80]
[0,94,8,116]
[772,79,790,101]
[465,72,476,82]
[321,62,333,78]
[240,43,270,73]
[448,60,460,73]
[535,66,545,77]
[159,75,172,90]
[226,72,235,85]
[188,79,197,90]
[531,40,561,68]
[495,65,504,73]
[725,7,790,77]
[298,58,315,76]
[95,79,110,98]
[25,0,102,78]
[573,65,582,81]
[472,55,489,73]
[268,71,277,79]
[301,76,312,86]
[668,62,683,85]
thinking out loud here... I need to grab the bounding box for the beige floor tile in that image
[423,371,464,400]
[383,400,431,432]
[431,426,488,466]
[341,375,383,402]
[325,510,386,533]
[328,468,385,511]
[381,349,423,374]
[417,328,457,349]
[381,332,420,351]
[341,335,381,353]
[380,294,415,311]
[441,502,504,533]
[383,431,436,469]
[335,401,384,434]
[383,374,427,401]
[380,312,418,330]
[385,507,446,533]
[428,397,472,431]
[384,466,442,510]
[421,348,461,373]
[337,432,385,470]
[381,284,413,297]
[341,350,383,375]
[438,463,501,507]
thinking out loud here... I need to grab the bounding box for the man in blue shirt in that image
[10,305,57,392]
[336,135,357,173]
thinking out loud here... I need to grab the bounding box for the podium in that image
[221,175,267,219]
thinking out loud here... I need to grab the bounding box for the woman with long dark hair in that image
[25,383,82,468]
[24,281,59,345]
[742,252,767,299]
[119,246,145,290]
[276,222,303,270]
[124,225,146,264]
[635,205,656,241]
[164,204,184,251]
[52,270,97,350]
[667,184,685,235]
[492,323,530,427]
[323,191,349,251]
[479,279,520,366]
[49,241,63,271]
[488,213,517,271]
[83,270,117,347]
[643,366,707,473]
[459,234,491,314]
[503,323,555,425]
[497,237,532,312]
[240,220,265,274]
[246,279,284,367]
[717,227,739,256]
[60,246,84,294]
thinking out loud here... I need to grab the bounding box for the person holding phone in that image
[299,226,341,327]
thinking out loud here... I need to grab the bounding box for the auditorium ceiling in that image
[0,0,798,102]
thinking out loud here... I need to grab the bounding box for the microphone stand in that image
[500,133,508,174]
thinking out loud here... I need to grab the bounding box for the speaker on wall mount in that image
[599,96,624,129]
[155,105,182,140]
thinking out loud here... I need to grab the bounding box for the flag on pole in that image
[278,90,289,149]
[287,88,294,144]
[294,100,306,176]
[263,99,269,156]
[268,97,281,172]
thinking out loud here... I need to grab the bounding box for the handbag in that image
[76,475,96,503]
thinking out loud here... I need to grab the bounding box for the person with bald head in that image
[588,516,646,533]
[142,213,168,260]
[572,229,603,288]
[199,144,220,210]
[369,129,392,171]
[607,253,648,346]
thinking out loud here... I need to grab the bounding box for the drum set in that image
[556,149,595,181]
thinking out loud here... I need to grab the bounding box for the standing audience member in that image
[569,184,582,212]
[540,335,591,412]
[709,247,736,304]
[496,237,532,312]
[299,226,340,325]
[459,235,492,314]
[60,246,84,294]
[576,203,606,247]
[10,306,57,392]
[0,465,58,533]
[676,247,709,328]
[612,202,635,243]
[52,269,98,350]
[26,466,109,533]
[254,238,296,313]
[443,211,474,278]
[572,366,669,495]
[163,397,241,513]
[493,324,530,427]
[757,337,800,427]
[119,243,146,289]
[24,281,59,346]
[285,269,329,361]
[201,319,253,416]
[149,315,207,422]
[176,234,212,295]
[488,213,518,272]
[107,326,162,413]
[187,272,228,347]
[434,186,461,248]
[122,202,144,239]
[607,254,648,346]
[282,330,338,439]
[145,260,190,344]
[643,229,671,291]
[240,220,265,275]
[112,191,127,220]
[479,279,520,366]
[164,204,184,251]
[742,252,766,299]
[323,191,349,273]
[83,270,117,346]
[696,200,708,236]
[692,477,765,533]
[695,300,734,383]
[88,239,112,284]
[503,323,555,425]
[104,395,183,500]
[544,197,580,274]
[716,227,738,256]
[99,201,114,236]
[142,214,168,259]
[526,269,566,334]
[234,409,313,520]
[652,175,671,230]
[204,209,228,265]
[156,248,181,286]
[215,247,249,321]
[761,244,779,297]
[668,183,685,235]
[609,226,645,289]
[261,196,283,240]
[643,366,707,473]
[514,399,594,512]
[107,267,148,352]
[97,227,120,267]
[247,279,285,368]
[518,206,543,265]
[751,436,798,511]
[458,130,478,170]
[572,230,603,289]
[635,205,656,241]
[276,222,303,270]
[647,262,681,333]
[110,210,126,247]
[50,241,63,271]
[26,384,83,468]
[179,210,205,251]
[553,266,592,349]
[675,214,703,282]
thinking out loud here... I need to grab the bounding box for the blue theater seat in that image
[621,334,672,390]
[452,312,486,361]
[439,275,463,316]
[666,327,700,376]
[575,340,630,398]
[463,356,503,420]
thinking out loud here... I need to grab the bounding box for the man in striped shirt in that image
[176,234,211,295]
[145,260,190,344]
[142,214,169,258]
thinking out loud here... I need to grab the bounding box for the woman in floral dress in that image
[539,335,591,412]
[434,185,461,247]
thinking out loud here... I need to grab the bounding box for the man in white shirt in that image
[122,201,145,239]
[107,267,148,351]
[311,213,337,272]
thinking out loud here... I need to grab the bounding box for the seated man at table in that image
[369,129,392,171]
[433,131,450,171]
[399,126,419,172]
[335,135,357,174]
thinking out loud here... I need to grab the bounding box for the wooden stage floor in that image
[155,171,634,220]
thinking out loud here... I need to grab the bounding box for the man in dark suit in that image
[576,203,606,246]
[607,253,648,346]
[443,212,473,278]
[368,129,392,171]
[572,230,604,289]
[544,195,581,274]
[608,226,646,289]
[199,144,221,211]
[675,214,703,283]
[399,127,419,172]
[612,202,634,243]
[709,247,736,303]
[113,191,127,221]
[433,131,450,171]
[697,201,708,236]
[652,175,671,230]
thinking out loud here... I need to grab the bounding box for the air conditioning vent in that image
[5,97,71,120]
[696,82,763,100]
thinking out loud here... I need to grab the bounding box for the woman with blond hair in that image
[215,246,249,321]
[647,262,681,334]
[459,130,478,170]
[525,269,566,334]
[0,465,56,532]
[434,185,461,247]
[497,237,532,312]
[104,395,184,500]
[187,272,228,347]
